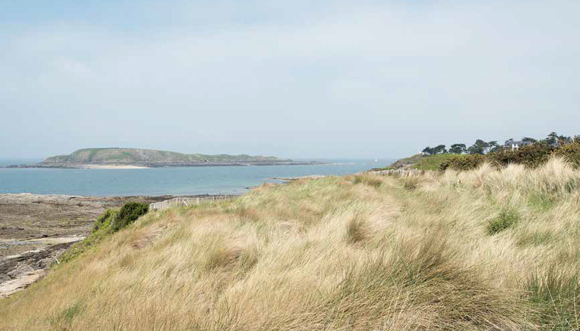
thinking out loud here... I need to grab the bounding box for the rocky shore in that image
[0,193,221,297]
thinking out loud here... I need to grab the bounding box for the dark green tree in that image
[468,139,489,155]
[487,141,500,153]
[541,132,570,146]
[431,144,447,155]
[421,146,434,155]
[449,144,467,154]
[522,137,537,143]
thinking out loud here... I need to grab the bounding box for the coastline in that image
[0,192,237,297]
[4,161,322,169]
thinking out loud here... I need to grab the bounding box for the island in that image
[6,148,316,169]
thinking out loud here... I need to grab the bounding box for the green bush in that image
[92,209,117,231]
[554,140,580,168]
[113,202,149,232]
[440,154,486,171]
[440,142,580,171]
[487,144,553,168]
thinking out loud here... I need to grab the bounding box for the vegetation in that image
[486,208,520,235]
[421,132,578,157]
[112,202,149,232]
[408,154,458,171]
[441,140,580,171]
[374,154,424,170]
[42,148,285,165]
[59,203,149,264]
[421,144,447,155]
[374,154,458,171]
[448,143,467,154]
[2,159,580,329]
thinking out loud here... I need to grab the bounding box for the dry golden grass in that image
[1,159,580,330]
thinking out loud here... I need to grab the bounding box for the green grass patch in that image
[374,154,458,172]
[526,270,580,329]
[529,193,557,212]
[410,154,457,171]
[48,301,84,327]
[487,208,520,235]
[516,231,554,247]
[352,175,382,188]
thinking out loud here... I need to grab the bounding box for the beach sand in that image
[82,165,149,169]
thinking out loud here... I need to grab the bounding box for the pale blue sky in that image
[1,0,579,159]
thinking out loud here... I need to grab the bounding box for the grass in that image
[375,154,458,171]
[410,153,457,171]
[58,210,119,264]
[2,158,580,330]
[487,208,520,235]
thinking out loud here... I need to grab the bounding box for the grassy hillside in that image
[377,154,457,171]
[42,148,284,165]
[2,159,580,330]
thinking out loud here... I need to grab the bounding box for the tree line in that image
[422,132,578,156]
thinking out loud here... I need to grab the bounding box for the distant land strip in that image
[4,148,319,169]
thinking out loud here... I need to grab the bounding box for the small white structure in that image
[504,140,533,151]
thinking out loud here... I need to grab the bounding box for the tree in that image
[541,132,570,146]
[468,139,489,155]
[522,137,537,143]
[422,145,446,155]
[421,146,434,155]
[487,141,500,153]
[431,145,447,155]
[449,143,467,154]
[545,132,559,145]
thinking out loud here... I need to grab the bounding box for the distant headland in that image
[5,148,316,169]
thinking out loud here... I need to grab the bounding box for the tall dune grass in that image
[1,159,579,330]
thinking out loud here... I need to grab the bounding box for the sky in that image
[1,0,579,159]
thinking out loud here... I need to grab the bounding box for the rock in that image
[0,270,46,298]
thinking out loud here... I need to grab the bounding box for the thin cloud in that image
[0,0,579,158]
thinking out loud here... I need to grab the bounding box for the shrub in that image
[487,144,553,168]
[92,209,117,231]
[440,154,486,171]
[554,140,580,168]
[411,154,457,171]
[113,202,149,232]
[441,142,580,172]
[486,208,520,235]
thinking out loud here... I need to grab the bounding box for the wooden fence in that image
[149,195,234,211]
[370,169,426,177]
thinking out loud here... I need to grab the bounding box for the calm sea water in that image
[0,159,392,196]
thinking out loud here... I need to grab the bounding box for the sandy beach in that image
[82,164,149,169]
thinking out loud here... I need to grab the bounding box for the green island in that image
[8,148,311,168]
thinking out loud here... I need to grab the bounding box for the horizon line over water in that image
[0,159,394,197]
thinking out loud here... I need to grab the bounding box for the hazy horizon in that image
[1,0,579,159]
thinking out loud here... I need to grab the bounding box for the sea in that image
[0,159,393,197]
